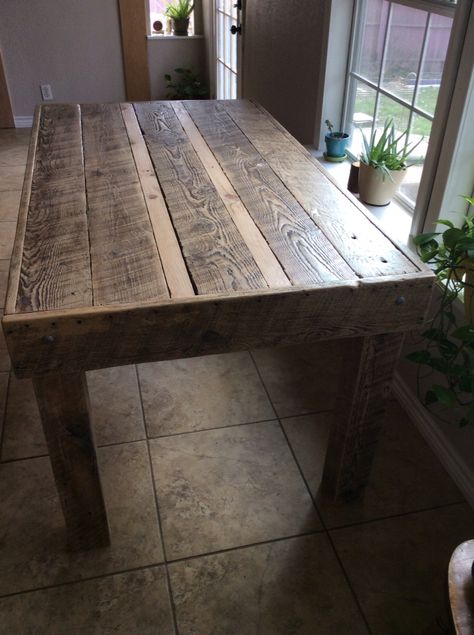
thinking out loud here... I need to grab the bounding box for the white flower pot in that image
[358,162,406,206]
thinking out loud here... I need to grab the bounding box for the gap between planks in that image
[120,102,194,299]
[171,101,291,289]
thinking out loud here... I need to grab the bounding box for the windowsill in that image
[309,149,413,247]
[147,34,203,40]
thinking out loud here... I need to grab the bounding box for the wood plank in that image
[81,103,169,305]
[15,104,92,313]
[224,99,419,278]
[171,102,290,288]
[118,0,151,101]
[120,103,194,299]
[3,271,435,377]
[321,332,405,500]
[133,101,268,294]
[33,372,110,550]
[184,100,355,285]
[5,107,41,315]
[0,50,14,128]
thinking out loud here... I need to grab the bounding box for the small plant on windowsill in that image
[164,67,208,100]
[358,118,423,206]
[165,0,194,36]
[407,197,474,427]
[324,119,350,163]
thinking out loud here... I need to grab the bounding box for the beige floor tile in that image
[2,367,146,460]
[0,309,10,372]
[87,366,146,445]
[252,341,342,417]
[331,504,474,635]
[282,400,465,527]
[139,352,274,437]
[0,222,16,259]
[0,441,164,595]
[169,534,368,635]
[150,421,321,560]
[0,188,21,221]
[0,566,175,635]
[0,259,9,307]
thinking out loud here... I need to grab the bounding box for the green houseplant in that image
[164,67,208,99]
[165,0,194,36]
[324,119,350,163]
[358,118,423,206]
[408,197,474,427]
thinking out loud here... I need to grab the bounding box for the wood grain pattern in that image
[33,372,110,550]
[81,103,169,305]
[120,103,194,298]
[171,102,290,288]
[134,101,267,294]
[5,107,41,315]
[15,104,92,313]
[118,0,151,101]
[224,99,418,278]
[184,100,355,285]
[3,272,434,377]
[321,332,405,499]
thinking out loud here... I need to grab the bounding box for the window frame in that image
[342,0,457,213]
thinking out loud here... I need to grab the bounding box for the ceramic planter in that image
[172,17,189,35]
[358,162,406,206]
[324,133,350,159]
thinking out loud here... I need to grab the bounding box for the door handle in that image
[230,24,241,35]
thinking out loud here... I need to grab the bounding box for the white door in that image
[215,0,242,98]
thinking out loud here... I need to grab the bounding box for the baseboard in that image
[394,372,474,508]
[14,116,33,128]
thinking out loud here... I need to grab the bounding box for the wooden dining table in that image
[2,99,434,550]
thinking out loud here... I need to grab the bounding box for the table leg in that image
[321,333,404,501]
[33,372,110,550]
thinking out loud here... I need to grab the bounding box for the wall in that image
[148,37,206,99]
[241,0,330,144]
[0,0,126,120]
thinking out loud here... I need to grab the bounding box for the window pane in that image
[349,80,377,158]
[381,3,427,104]
[398,114,432,206]
[354,0,389,83]
[375,94,410,133]
[415,14,453,115]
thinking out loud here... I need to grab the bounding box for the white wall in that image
[148,37,207,99]
[0,0,126,119]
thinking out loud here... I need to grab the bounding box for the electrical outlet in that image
[40,84,53,101]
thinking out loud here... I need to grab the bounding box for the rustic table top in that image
[2,99,434,378]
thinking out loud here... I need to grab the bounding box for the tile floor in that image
[0,128,473,634]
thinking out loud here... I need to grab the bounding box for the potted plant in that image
[358,118,423,206]
[165,0,194,36]
[164,67,208,99]
[324,119,350,163]
[407,198,474,427]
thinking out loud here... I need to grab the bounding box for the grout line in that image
[134,364,180,635]
[248,350,374,635]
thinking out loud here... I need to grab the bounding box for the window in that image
[343,0,457,211]
[215,0,238,99]
[148,0,194,35]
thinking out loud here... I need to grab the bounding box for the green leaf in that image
[425,390,438,405]
[443,227,464,249]
[421,328,446,342]
[432,384,457,407]
[452,325,474,343]
[413,232,439,246]
[436,219,455,229]
[406,350,431,364]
